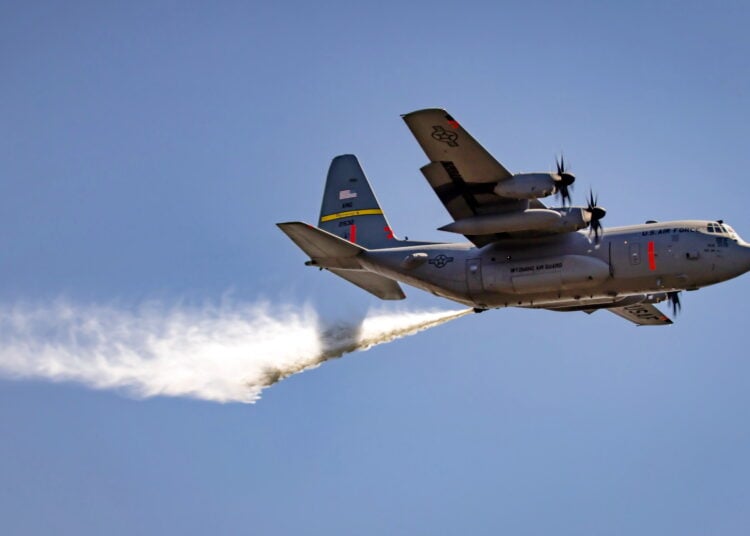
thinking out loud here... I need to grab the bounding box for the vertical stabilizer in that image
[318,155,399,249]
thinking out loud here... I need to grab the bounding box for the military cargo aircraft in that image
[278,108,750,325]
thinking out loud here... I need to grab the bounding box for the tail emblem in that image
[431,126,459,147]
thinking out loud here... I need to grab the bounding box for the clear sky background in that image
[2,1,750,534]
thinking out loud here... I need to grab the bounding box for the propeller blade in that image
[560,185,572,206]
[557,183,572,206]
[585,188,606,244]
[554,154,575,207]
[667,291,682,316]
[587,189,597,210]
[588,219,602,244]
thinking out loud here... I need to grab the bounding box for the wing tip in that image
[401,107,448,120]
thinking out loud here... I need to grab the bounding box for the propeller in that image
[667,291,681,316]
[554,155,575,206]
[585,189,607,244]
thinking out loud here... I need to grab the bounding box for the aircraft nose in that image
[737,243,750,273]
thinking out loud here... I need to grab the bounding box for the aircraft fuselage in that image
[359,220,750,310]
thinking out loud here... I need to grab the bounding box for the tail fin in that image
[318,155,399,249]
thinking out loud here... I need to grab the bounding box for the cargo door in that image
[466,258,483,299]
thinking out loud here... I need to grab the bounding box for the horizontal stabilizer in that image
[329,269,406,300]
[277,222,363,269]
[277,222,405,300]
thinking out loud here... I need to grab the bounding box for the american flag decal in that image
[339,189,358,200]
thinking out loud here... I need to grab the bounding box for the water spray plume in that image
[0,301,472,403]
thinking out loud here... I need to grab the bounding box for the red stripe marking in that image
[648,241,656,271]
[447,120,460,129]
[349,224,357,244]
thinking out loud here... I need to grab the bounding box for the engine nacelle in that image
[439,207,591,236]
[494,173,557,200]
[550,207,591,234]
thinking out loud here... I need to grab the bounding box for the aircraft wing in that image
[402,109,524,219]
[402,108,545,246]
[607,303,673,326]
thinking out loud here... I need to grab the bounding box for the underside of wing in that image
[607,303,673,326]
[402,108,512,184]
[402,108,581,247]
[402,109,520,222]
[418,160,529,221]
[540,294,674,326]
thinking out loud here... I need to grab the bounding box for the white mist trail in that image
[0,302,471,403]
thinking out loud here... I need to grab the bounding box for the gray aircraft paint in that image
[279,110,750,326]
[358,221,750,309]
[317,154,398,249]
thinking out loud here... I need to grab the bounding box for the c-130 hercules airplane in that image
[278,108,750,326]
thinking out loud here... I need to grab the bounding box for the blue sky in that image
[2,1,750,534]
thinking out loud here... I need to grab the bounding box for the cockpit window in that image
[707,224,716,233]
[723,224,737,239]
